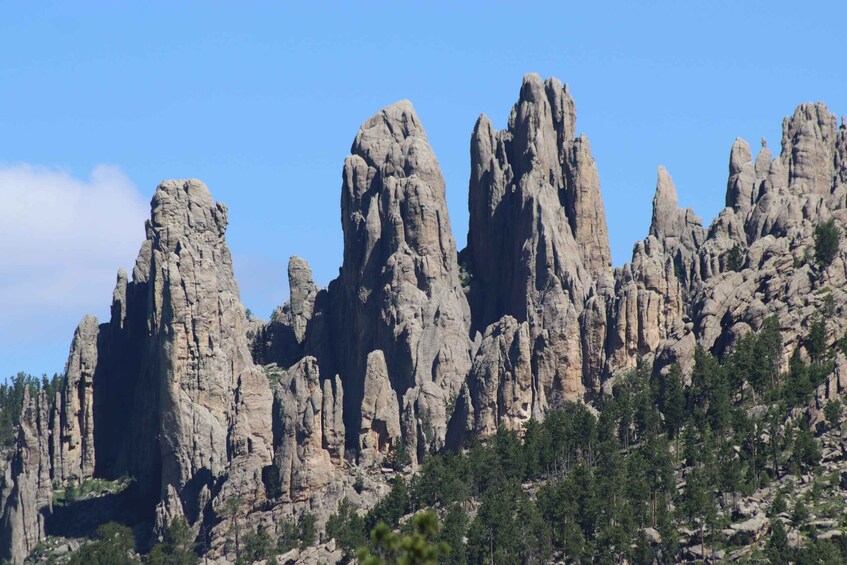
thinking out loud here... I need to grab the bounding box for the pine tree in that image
[663,365,685,444]
[806,315,828,365]
[358,511,449,565]
[814,218,841,268]
[767,518,790,563]
[824,398,842,428]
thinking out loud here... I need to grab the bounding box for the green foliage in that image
[275,517,299,553]
[770,492,788,516]
[767,518,790,563]
[690,346,731,433]
[680,465,717,538]
[69,522,138,565]
[794,538,847,564]
[728,316,782,398]
[367,477,410,532]
[458,268,472,288]
[273,511,316,554]
[824,398,842,428]
[146,517,198,565]
[0,372,64,447]
[387,440,412,471]
[784,352,815,407]
[325,497,367,558]
[814,218,841,268]
[358,510,449,565]
[437,504,467,565]
[806,314,828,364]
[662,364,685,439]
[220,496,243,559]
[792,499,809,527]
[298,513,316,548]
[389,319,847,561]
[791,423,821,471]
[240,526,274,564]
[466,479,551,564]
[726,243,744,271]
[54,476,132,507]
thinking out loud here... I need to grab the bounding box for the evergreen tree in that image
[662,364,685,442]
[726,244,744,271]
[814,218,841,268]
[438,504,467,565]
[760,315,783,390]
[239,526,274,565]
[784,352,814,407]
[69,522,138,565]
[680,466,716,559]
[792,424,821,470]
[792,499,809,528]
[824,398,842,428]
[325,498,367,557]
[366,477,410,531]
[275,517,299,553]
[358,511,449,565]
[220,496,243,559]
[298,513,316,548]
[806,315,828,365]
[147,517,198,565]
[767,518,791,564]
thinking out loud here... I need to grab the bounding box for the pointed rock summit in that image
[464,73,613,405]
[650,166,682,238]
[325,99,472,461]
[123,180,274,510]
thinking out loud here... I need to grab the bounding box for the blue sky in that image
[2,1,845,379]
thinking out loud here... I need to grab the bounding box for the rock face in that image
[0,389,53,564]
[1,180,277,562]
[56,315,99,484]
[314,100,474,462]
[358,351,402,467]
[271,357,339,500]
[116,180,274,513]
[5,74,847,564]
[463,73,613,406]
[461,316,535,437]
[258,101,473,463]
[252,257,319,367]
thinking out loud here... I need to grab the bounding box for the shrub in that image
[726,244,744,271]
[814,219,841,268]
[825,399,843,428]
[240,527,274,564]
[325,498,367,558]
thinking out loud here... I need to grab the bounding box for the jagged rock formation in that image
[252,257,319,367]
[460,316,535,437]
[259,100,474,463]
[0,389,53,563]
[639,103,847,379]
[329,100,473,461]
[463,74,614,409]
[4,74,847,564]
[56,315,98,484]
[271,357,341,500]
[358,351,402,467]
[116,179,274,512]
[1,180,276,562]
[605,168,701,377]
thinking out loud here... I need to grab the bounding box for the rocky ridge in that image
[2,75,847,563]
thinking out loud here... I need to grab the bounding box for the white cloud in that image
[0,164,148,373]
